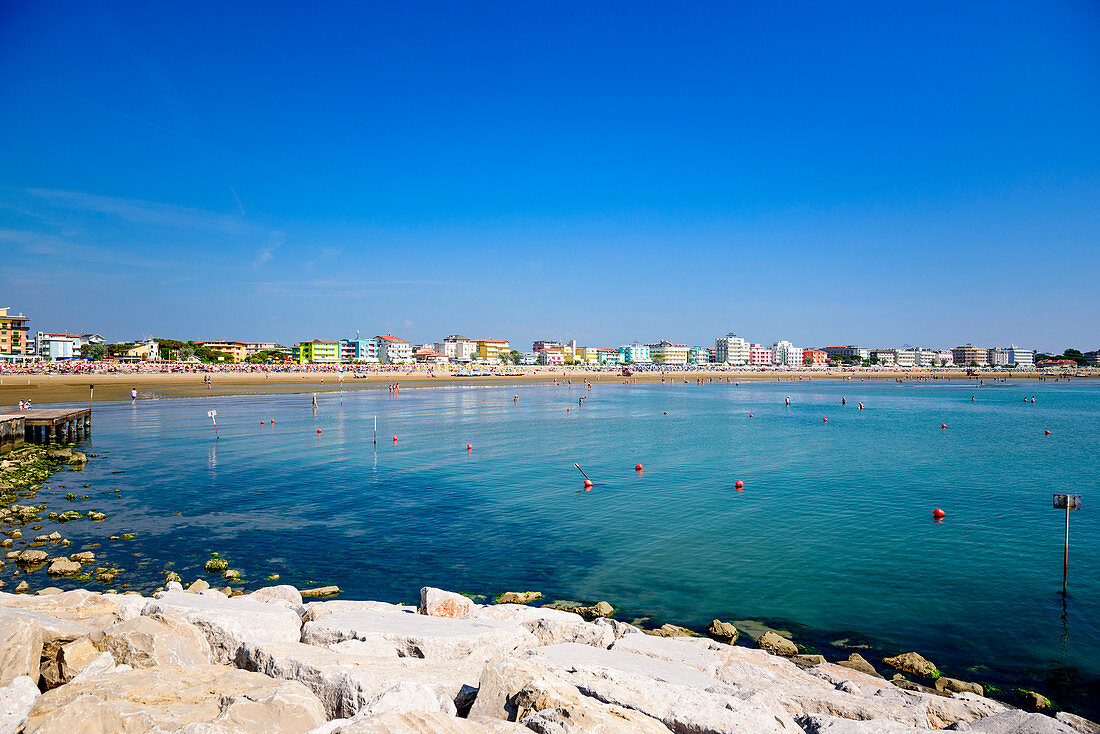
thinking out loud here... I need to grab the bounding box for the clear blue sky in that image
[2,2,1098,352]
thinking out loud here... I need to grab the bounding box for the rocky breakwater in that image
[0,585,1095,733]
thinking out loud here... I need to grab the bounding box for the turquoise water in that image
[21,379,1100,713]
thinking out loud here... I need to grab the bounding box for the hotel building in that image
[687,346,710,365]
[824,345,870,361]
[36,333,81,361]
[375,335,413,364]
[340,338,379,363]
[195,341,249,363]
[474,338,510,363]
[0,307,30,362]
[951,345,989,366]
[772,341,802,367]
[295,339,341,364]
[715,333,750,365]
[802,349,828,366]
[1005,346,1034,367]
[435,335,477,363]
[648,341,689,366]
[749,343,773,365]
[618,343,651,364]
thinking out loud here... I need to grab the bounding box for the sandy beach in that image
[0,366,1081,406]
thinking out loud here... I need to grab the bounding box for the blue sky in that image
[2,1,1098,351]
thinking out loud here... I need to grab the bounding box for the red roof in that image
[375,335,408,343]
[473,338,508,344]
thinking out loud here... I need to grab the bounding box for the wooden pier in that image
[0,409,91,450]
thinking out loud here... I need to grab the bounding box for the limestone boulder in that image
[302,600,409,623]
[236,640,483,720]
[966,709,1078,733]
[327,710,528,733]
[935,676,984,696]
[882,651,939,678]
[0,589,144,629]
[1055,712,1100,734]
[301,608,536,663]
[55,637,99,683]
[45,559,81,577]
[645,624,695,638]
[496,592,542,605]
[0,611,43,685]
[23,665,325,734]
[707,619,739,644]
[835,652,882,678]
[795,713,930,732]
[471,604,613,648]
[248,585,304,609]
[91,614,212,668]
[419,587,472,618]
[0,675,39,734]
[140,590,301,663]
[756,630,799,657]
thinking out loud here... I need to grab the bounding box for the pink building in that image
[749,343,773,365]
[802,348,827,366]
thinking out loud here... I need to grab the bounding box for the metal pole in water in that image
[1064,502,1070,595]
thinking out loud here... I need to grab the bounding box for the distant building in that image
[36,333,81,361]
[374,335,412,364]
[772,341,802,367]
[435,335,477,363]
[1083,350,1099,366]
[520,352,538,365]
[687,346,710,365]
[245,341,285,356]
[340,339,379,363]
[295,339,340,364]
[474,338,510,363]
[532,340,564,352]
[1005,346,1034,367]
[413,346,449,365]
[648,341,689,366]
[715,334,750,365]
[749,343,773,366]
[618,343,651,364]
[934,349,954,366]
[537,348,564,365]
[870,349,896,366]
[951,345,988,366]
[802,348,828,366]
[824,345,870,361]
[0,307,31,361]
[124,339,160,362]
[77,333,105,348]
[195,341,248,363]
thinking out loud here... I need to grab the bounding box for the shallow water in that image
[18,378,1100,714]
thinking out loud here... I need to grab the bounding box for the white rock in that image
[68,652,123,685]
[359,681,455,717]
[302,600,410,624]
[141,591,301,664]
[301,609,536,662]
[236,640,482,719]
[0,611,43,686]
[419,587,473,618]
[249,585,304,610]
[93,615,212,668]
[795,713,931,733]
[0,590,142,629]
[967,709,1078,733]
[22,665,325,734]
[0,675,39,734]
[472,604,613,648]
[165,581,184,592]
[330,710,529,733]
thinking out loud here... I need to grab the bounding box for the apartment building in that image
[715,333,750,365]
[648,341,690,366]
[474,338,510,363]
[951,345,988,366]
[749,343,773,365]
[802,349,828,366]
[0,307,30,361]
[295,339,341,364]
[375,335,413,364]
[435,335,477,363]
[772,341,802,367]
[195,341,249,363]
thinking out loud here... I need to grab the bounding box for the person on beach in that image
[312,393,317,409]
[131,388,137,404]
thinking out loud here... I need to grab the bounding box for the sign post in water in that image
[207,409,219,440]
[1053,494,1082,594]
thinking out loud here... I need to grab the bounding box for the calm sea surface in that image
[23,379,1100,713]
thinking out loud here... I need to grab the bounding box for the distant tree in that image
[509,350,522,363]
[868,356,880,365]
[82,343,107,361]
[178,346,195,361]
[969,361,979,367]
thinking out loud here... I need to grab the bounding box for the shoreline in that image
[2,446,1096,726]
[1,366,1093,406]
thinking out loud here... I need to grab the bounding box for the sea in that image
[12,377,1100,716]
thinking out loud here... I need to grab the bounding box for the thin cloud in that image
[27,188,252,234]
[0,227,182,269]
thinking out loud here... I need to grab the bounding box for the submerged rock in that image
[46,559,81,577]
[755,630,799,657]
[707,619,739,644]
[883,652,939,679]
[495,591,542,605]
[301,585,341,598]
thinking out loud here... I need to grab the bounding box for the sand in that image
[0,366,1075,407]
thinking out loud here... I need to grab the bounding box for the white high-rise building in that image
[772,340,802,367]
[435,334,477,363]
[1006,346,1034,367]
[715,333,750,365]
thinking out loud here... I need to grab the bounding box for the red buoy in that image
[583,479,593,487]
[271,419,275,423]
[260,421,264,424]
[941,424,947,429]
[735,480,743,489]
[823,418,828,423]
[663,411,668,415]
[392,436,397,442]
[635,463,643,471]
[932,508,946,519]
[748,414,753,418]
[466,444,472,451]
[1044,430,1051,435]
[567,408,570,413]
[316,428,321,434]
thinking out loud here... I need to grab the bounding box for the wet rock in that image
[141,591,302,664]
[546,600,615,621]
[223,569,241,579]
[1020,690,1052,712]
[302,607,537,663]
[793,654,827,667]
[22,665,325,734]
[203,558,228,573]
[301,585,341,598]
[756,630,799,657]
[883,652,939,679]
[836,652,882,678]
[0,675,39,734]
[12,582,26,594]
[707,619,739,644]
[46,559,81,577]
[164,581,183,592]
[495,591,542,605]
[15,549,48,565]
[419,587,472,618]
[186,578,210,592]
[935,677,984,696]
